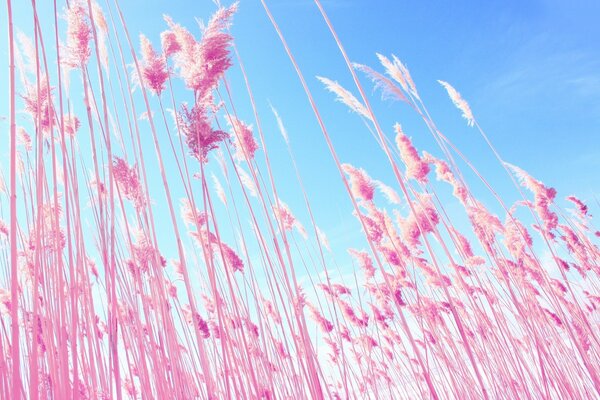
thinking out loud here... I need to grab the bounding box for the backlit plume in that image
[165,4,237,98]
[394,123,430,183]
[178,103,228,163]
[227,115,259,161]
[22,77,54,133]
[63,113,80,137]
[160,30,180,57]
[317,76,371,120]
[342,163,375,202]
[113,157,146,210]
[438,80,475,127]
[64,1,92,68]
[140,34,169,95]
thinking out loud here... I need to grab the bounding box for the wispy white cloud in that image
[487,45,600,99]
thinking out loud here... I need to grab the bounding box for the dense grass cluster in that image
[1,1,598,399]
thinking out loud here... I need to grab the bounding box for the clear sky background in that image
[1,0,599,269]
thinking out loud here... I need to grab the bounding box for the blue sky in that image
[219,0,600,244]
[1,0,599,267]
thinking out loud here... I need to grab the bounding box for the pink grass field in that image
[1,1,599,399]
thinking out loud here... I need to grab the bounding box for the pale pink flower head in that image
[317,76,371,120]
[317,283,334,298]
[227,115,259,161]
[163,15,196,57]
[370,304,389,329]
[424,152,467,204]
[211,173,227,205]
[503,214,532,258]
[566,195,588,219]
[438,80,475,127]
[178,103,228,163]
[331,283,351,297]
[200,293,216,314]
[22,77,54,133]
[574,322,590,352]
[17,127,32,151]
[467,202,504,254]
[165,4,237,98]
[357,334,378,353]
[238,166,257,197]
[416,257,451,288]
[394,123,429,183]
[272,200,307,239]
[194,4,237,96]
[449,227,474,258]
[90,178,107,201]
[306,303,333,333]
[160,30,181,57]
[316,226,331,252]
[324,336,340,363]
[243,318,260,341]
[342,163,375,202]
[182,305,210,339]
[375,180,401,204]
[171,259,185,276]
[398,193,439,247]
[64,1,92,68]
[356,211,384,244]
[377,53,419,99]
[220,242,244,273]
[411,297,446,325]
[164,278,177,298]
[163,15,202,90]
[294,288,306,313]
[122,378,137,398]
[353,62,409,104]
[542,308,562,326]
[263,298,282,325]
[29,201,66,252]
[130,230,158,275]
[140,34,169,95]
[273,200,300,233]
[505,162,558,232]
[180,198,207,228]
[113,157,146,210]
[63,113,80,137]
[348,248,376,279]
[380,245,403,268]
[91,1,108,34]
[338,299,368,328]
[16,31,36,75]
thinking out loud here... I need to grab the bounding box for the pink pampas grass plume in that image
[438,80,475,127]
[317,76,371,119]
[227,116,259,161]
[64,1,92,68]
[394,123,430,183]
[140,34,169,95]
[342,163,375,202]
